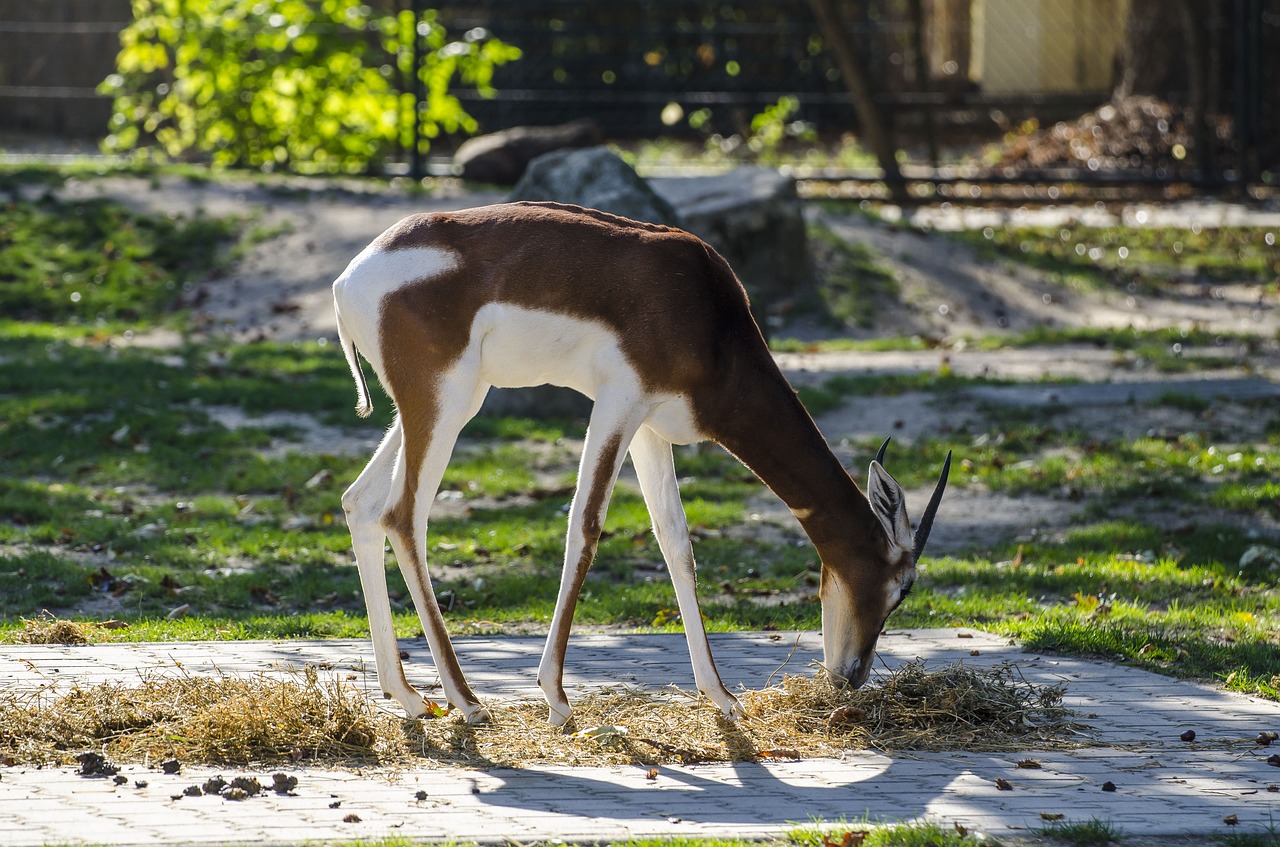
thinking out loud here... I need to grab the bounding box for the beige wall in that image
[972,0,1130,93]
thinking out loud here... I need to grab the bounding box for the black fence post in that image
[410,0,426,181]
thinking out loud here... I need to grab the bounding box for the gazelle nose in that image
[830,660,862,689]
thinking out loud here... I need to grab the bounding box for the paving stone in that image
[5,629,1280,844]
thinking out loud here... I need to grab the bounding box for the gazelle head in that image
[821,438,951,689]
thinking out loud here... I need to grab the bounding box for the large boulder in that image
[507,146,680,226]
[454,119,603,185]
[652,167,813,314]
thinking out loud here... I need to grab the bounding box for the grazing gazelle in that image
[333,201,950,726]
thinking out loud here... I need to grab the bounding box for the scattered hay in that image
[416,660,1073,767]
[0,660,1075,769]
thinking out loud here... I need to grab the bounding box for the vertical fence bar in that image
[410,0,426,181]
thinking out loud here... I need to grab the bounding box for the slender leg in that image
[537,396,646,726]
[630,426,744,720]
[342,421,434,714]
[380,373,492,723]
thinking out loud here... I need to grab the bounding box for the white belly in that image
[471,303,704,445]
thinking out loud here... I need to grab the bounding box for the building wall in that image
[972,0,1129,93]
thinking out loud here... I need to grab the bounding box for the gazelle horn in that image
[874,436,891,465]
[912,450,952,561]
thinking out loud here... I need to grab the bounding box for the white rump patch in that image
[332,244,460,378]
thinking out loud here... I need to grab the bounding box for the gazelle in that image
[333,201,951,726]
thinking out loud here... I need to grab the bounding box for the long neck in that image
[698,348,878,550]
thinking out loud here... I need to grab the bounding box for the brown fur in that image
[372,201,888,597]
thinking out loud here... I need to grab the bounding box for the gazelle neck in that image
[699,347,879,551]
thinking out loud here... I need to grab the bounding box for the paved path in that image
[3,629,1280,845]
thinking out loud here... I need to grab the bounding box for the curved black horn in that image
[912,450,952,561]
[874,436,891,466]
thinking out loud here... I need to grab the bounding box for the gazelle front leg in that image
[538,397,646,726]
[380,378,493,724]
[342,421,440,716]
[630,426,744,721]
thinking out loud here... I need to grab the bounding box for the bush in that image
[100,0,520,173]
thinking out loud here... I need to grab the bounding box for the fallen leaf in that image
[1016,759,1042,769]
[96,619,130,630]
[1224,814,1239,825]
[757,749,802,760]
[994,778,1013,790]
[956,631,974,639]
[645,768,659,781]
[343,813,361,823]
[572,724,629,740]
[1040,813,1064,821]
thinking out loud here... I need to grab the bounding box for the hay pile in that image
[0,661,1073,769]
[0,667,400,766]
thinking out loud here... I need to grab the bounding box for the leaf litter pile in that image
[0,659,1076,768]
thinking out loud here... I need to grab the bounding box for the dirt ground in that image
[58,174,1280,557]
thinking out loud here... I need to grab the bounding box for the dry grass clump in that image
[0,660,1074,769]
[0,667,405,766]
[16,616,94,645]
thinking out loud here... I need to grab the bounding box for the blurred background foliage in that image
[97,0,520,172]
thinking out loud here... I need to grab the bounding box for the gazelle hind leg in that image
[630,427,744,720]
[537,396,647,726]
[343,421,434,715]
[381,375,492,723]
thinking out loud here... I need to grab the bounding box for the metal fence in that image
[1,0,1275,187]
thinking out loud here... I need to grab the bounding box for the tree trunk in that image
[807,0,908,202]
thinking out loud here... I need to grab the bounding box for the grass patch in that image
[0,660,1071,768]
[0,194,239,323]
[808,221,900,329]
[950,224,1280,294]
[1039,818,1123,846]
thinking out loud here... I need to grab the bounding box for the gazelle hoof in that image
[546,703,573,728]
[462,703,492,725]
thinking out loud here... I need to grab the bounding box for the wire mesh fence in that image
[1,0,1275,188]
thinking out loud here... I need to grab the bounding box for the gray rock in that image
[652,167,813,313]
[454,119,603,185]
[508,147,680,226]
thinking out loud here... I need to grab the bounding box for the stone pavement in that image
[3,628,1280,845]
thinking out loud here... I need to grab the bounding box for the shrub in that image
[100,0,520,173]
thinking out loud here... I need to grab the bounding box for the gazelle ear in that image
[867,462,912,551]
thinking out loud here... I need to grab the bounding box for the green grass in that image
[0,194,239,323]
[3,325,1278,697]
[1039,818,1123,846]
[950,223,1280,294]
[2,165,1279,712]
[808,221,900,330]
